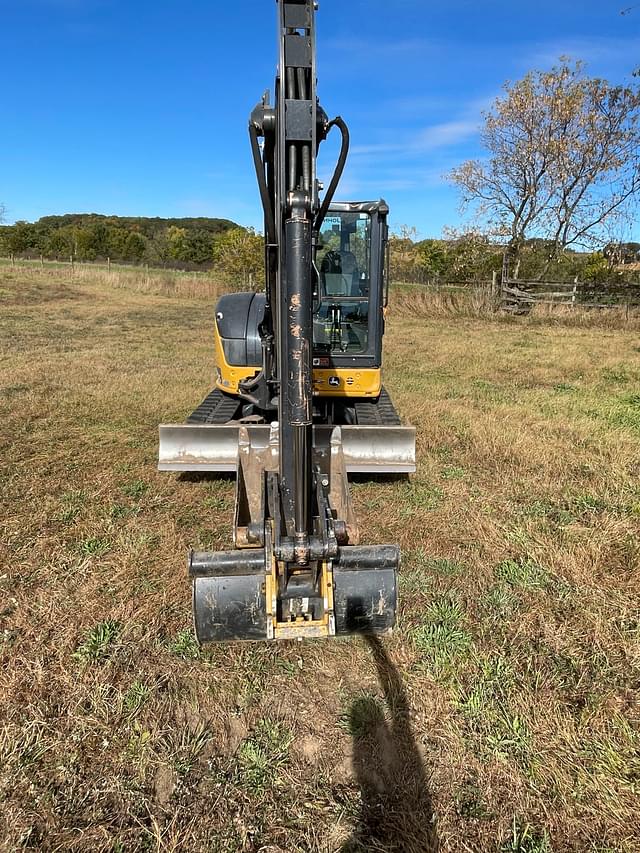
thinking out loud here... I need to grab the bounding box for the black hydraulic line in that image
[296,67,306,99]
[288,143,298,192]
[249,123,276,245]
[286,66,296,98]
[314,116,350,233]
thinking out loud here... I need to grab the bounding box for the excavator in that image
[158,0,415,642]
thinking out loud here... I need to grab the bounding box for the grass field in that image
[1,265,639,852]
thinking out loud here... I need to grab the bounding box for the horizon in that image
[1,0,639,240]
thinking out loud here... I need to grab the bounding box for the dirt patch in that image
[0,274,81,305]
[153,764,176,807]
[295,734,323,765]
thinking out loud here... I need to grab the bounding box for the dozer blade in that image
[190,545,398,643]
[158,423,416,474]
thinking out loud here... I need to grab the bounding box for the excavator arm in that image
[161,0,407,642]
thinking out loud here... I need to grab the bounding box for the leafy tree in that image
[75,227,97,260]
[123,231,146,262]
[449,60,640,277]
[107,226,131,259]
[44,228,74,259]
[212,227,263,286]
[166,226,188,261]
[389,226,421,283]
[0,213,238,266]
[415,239,447,278]
[145,229,173,267]
[183,229,215,264]
[2,221,36,256]
[439,228,501,282]
[583,253,614,283]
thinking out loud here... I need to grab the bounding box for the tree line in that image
[0,213,244,266]
[389,228,640,286]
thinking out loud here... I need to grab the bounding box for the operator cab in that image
[313,200,389,369]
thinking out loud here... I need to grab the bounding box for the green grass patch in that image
[57,490,86,523]
[500,818,552,853]
[78,536,112,557]
[236,719,292,791]
[412,597,473,677]
[440,465,466,480]
[339,693,386,739]
[123,680,150,716]
[479,584,519,620]
[165,722,212,777]
[494,558,551,590]
[400,482,445,515]
[167,628,201,660]
[73,619,121,664]
[120,479,148,500]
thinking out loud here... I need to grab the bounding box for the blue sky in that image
[1,0,639,237]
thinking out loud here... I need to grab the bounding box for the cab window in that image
[314,212,371,355]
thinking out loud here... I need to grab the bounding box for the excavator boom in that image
[158,0,414,642]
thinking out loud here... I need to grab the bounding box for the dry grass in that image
[0,258,229,300]
[1,265,639,852]
[392,284,640,330]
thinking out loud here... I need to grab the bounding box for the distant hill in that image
[34,213,237,238]
[0,213,242,267]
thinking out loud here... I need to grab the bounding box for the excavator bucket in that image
[191,545,398,643]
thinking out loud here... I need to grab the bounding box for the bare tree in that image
[449,61,640,277]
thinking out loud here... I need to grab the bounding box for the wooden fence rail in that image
[501,277,640,311]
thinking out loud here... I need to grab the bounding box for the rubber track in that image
[187,389,241,424]
[353,387,401,426]
[187,386,402,426]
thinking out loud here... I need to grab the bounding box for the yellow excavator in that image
[158,0,415,642]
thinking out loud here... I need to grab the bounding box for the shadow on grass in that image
[349,473,410,485]
[342,635,439,853]
[177,472,235,484]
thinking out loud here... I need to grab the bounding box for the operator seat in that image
[339,250,360,294]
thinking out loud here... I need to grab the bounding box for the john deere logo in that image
[329,376,340,387]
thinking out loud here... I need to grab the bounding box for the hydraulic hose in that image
[314,116,350,233]
[249,123,276,246]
